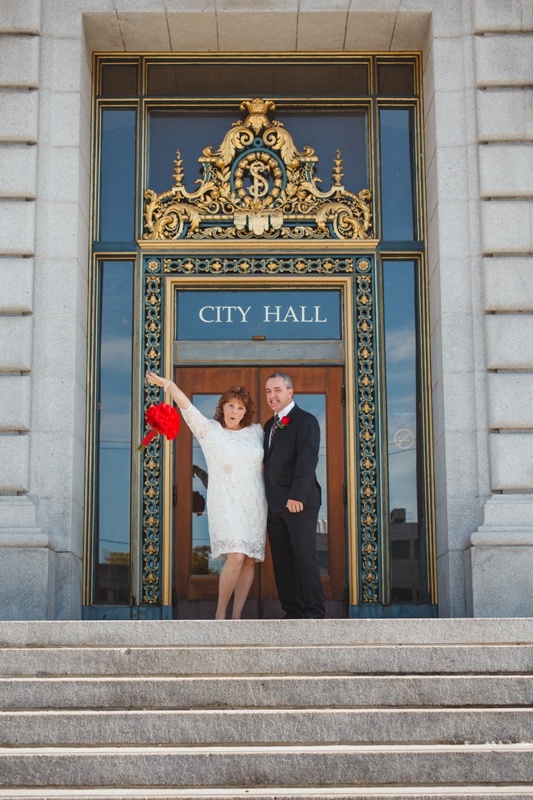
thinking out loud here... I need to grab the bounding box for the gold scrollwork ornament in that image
[143,98,372,241]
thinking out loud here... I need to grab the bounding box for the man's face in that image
[266,377,293,413]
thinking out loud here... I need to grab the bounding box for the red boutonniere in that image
[138,402,180,451]
[276,415,291,429]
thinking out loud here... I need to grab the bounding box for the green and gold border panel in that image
[141,253,361,607]
[353,256,381,604]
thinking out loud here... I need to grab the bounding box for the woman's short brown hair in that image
[214,385,255,428]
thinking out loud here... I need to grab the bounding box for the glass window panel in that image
[383,259,425,604]
[148,109,368,197]
[99,109,136,242]
[148,111,236,194]
[190,394,222,576]
[95,260,134,604]
[379,108,416,241]
[148,63,369,98]
[377,64,415,96]
[279,111,368,193]
[100,64,138,97]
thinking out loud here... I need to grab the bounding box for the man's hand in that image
[286,499,303,513]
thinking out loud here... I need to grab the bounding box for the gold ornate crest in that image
[143,98,373,241]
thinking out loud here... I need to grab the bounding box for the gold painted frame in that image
[160,272,357,609]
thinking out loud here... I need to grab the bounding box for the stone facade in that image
[0,0,532,620]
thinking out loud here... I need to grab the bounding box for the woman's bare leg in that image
[215,552,245,620]
[231,556,255,620]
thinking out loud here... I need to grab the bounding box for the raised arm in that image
[146,372,191,411]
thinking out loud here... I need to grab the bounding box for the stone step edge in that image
[1,785,533,798]
[3,706,533,715]
[2,619,533,648]
[0,741,533,761]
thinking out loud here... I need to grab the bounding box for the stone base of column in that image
[0,497,55,620]
[468,495,533,618]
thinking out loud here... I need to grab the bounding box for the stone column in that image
[0,0,56,619]
[469,0,533,616]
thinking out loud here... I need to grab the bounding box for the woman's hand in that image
[146,372,190,410]
[146,371,171,390]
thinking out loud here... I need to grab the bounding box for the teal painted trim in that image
[82,605,173,620]
[378,241,424,252]
[349,603,438,619]
[93,241,140,252]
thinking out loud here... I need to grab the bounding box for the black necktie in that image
[269,415,279,446]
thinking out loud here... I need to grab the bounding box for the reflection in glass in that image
[99,109,136,242]
[147,63,369,98]
[280,112,368,194]
[377,64,415,96]
[148,109,368,197]
[379,108,415,241]
[100,64,138,97]
[95,261,134,603]
[190,395,222,576]
[383,260,425,603]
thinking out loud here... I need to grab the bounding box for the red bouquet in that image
[138,402,180,451]
[276,415,291,429]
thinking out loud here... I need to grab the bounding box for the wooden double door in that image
[173,366,346,618]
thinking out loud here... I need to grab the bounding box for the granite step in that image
[1,645,533,677]
[2,674,533,710]
[1,619,532,649]
[1,621,533,797]
[1,707,532,747]
[1,743,533,788]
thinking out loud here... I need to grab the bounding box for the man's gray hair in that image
[267,372,293,389]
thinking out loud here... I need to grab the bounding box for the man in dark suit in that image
[263,372,325,619]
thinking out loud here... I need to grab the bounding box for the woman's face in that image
[223,396,247,430]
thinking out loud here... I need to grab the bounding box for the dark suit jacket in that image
[263,404,321,513]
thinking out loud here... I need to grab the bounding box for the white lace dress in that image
[181,403,267,561]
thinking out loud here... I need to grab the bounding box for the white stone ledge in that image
[42,0,84,39]
[481,199,533,254]
[0,495,37,528]
[477,493,533,528]
[0,144,37,198]
[477,89,533,142]
[0,374,30,431]
[40,38,83,94]
[0,35,39,88]
[0,0,41,35]
[0,433,30,492]
[0,531,52,548]
[471,531,533,547]
[474,0,533,34]
[0,89,38,143]
[0,315,32,371]
[484,257,533,312]
[0,258,33,313]
[0,199,35,255]
[488,372,533,429]
[80,5,444,55]
[475,34,533,87]
[479,143,533,198]
[486,314,533,369]
[489,432,533,491]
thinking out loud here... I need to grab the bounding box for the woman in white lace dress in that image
[146,371,267,620]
